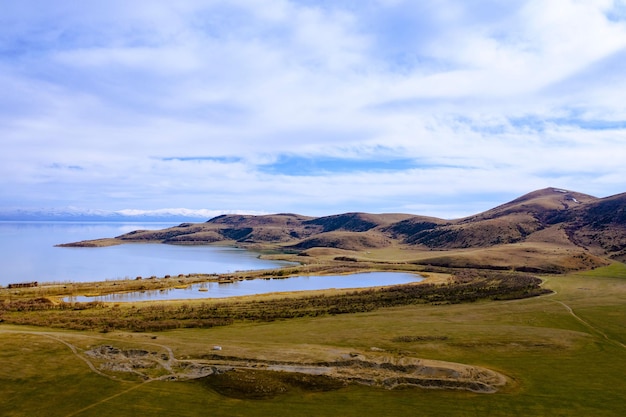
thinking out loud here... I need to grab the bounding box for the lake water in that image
[0,222,292,286]
[1,222,422,300]
[66,272,422,302]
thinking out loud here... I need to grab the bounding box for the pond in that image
[65,272,423,302]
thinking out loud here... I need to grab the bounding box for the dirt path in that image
[535,277,626,350]
[499,277,625,350]
[551,299,626,350]
[0,330,107,378]
[1,327,196,380]
[0,329,156,416]
[1,328,191,417]
[41,333,120,380]
[64,380,153,417]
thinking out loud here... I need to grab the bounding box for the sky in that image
[2,0,626,219]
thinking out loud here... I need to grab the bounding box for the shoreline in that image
[0,260,438,301]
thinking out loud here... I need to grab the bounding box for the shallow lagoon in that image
[66,272,422,302]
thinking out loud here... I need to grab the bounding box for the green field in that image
[1,264,625,416]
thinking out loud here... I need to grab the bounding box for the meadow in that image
[1,262,625,416]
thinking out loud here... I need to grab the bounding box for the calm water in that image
[0,222,292,286]
[66,272,422,302]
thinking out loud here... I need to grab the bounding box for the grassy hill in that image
[60,187,626,272]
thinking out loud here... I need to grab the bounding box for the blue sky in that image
[2,0,626,218]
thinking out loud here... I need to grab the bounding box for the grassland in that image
[1,262,625,416]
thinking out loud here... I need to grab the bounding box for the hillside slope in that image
[63,187,626,271]
[556,192,626,262]
[397,188,598,249]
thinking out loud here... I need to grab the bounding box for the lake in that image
[66,272,422,302]
[0,222,293,286]
[1,222,422,300]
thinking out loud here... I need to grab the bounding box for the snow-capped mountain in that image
[0,207,264,222]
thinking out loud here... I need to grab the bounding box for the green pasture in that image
[1,264,625,416]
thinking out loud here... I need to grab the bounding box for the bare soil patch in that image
[82,343,507,397]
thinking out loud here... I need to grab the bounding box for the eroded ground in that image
[84,342,508,395]
[1,328,507,399]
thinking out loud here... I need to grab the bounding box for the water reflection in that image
[66,272,422,302]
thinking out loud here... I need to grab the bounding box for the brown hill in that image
[304,212,415,233]
[116,213,319,245]
[114,212,415,250]
[396,188,620,271]
[67,187,626,272]
[396,188,599,249]
[289,231,393,251]
[555,192,626,262]
[466,188,597,221]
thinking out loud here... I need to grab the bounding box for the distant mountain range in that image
[61,188,626,273]
[0,207,257,222]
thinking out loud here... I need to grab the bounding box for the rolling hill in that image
[62,188,626,272]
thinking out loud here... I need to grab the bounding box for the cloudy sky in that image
[2,0,626,218]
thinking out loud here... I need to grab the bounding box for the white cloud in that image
[1,0,625,217]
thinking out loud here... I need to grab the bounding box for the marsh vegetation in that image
[0,270,548,332]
